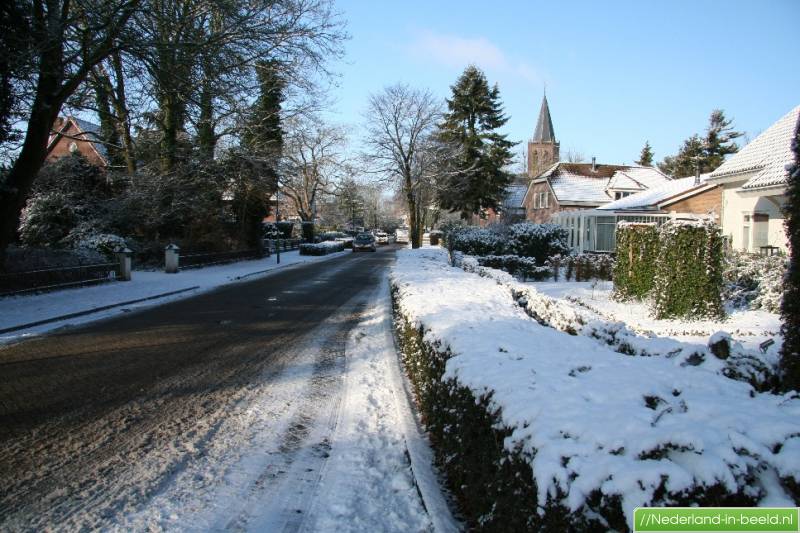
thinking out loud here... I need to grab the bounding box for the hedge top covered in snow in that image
[390,248,800,523]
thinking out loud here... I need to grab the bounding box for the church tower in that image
[527,94,560,178]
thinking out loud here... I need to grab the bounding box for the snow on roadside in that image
[534,280,781,353]
[304,279,434,532]
[392,248,800,524]
[0,249,347,344]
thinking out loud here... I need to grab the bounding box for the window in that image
[533,193,539,209]
[614,191,632,200]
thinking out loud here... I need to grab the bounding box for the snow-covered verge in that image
[391,248,800,532]
[0,249,347,344]
[460,256,780,392]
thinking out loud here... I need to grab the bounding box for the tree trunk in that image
[160,93,180,173]
[0,12,65,270]
[111,51,136,174]
[405,170,420,249]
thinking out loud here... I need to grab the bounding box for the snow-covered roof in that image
[598,174,712,211]
[71,117,109,162]
[538,163,673,205]
[502,184,528,209]
[708,105,799,191]
[616,166,672,189]
[549,172,612,204]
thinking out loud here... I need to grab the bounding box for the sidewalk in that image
[0,249,347,344]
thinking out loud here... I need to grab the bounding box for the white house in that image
[706,104,799,254]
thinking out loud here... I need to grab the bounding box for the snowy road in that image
[0,245,450,531]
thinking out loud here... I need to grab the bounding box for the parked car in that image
[395,228,409,244]
[375,232,389,244]
[352,232,376,252]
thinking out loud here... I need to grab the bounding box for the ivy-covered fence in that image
[613,223,659,300]
[614,220,724,320]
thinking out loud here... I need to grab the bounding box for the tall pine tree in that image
[657,109,742,176]
[636,141,654,166]
[436,66,515,218]
[780,122,800,391]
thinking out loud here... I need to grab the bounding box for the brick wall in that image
[524,181,560,223]
[664,185,722,216]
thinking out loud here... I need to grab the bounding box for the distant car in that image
[375,232,389,244]
[395,228,409,244]
[352,232,376,252]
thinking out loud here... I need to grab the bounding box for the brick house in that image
[47,116,109,168]
[523,161,672,223]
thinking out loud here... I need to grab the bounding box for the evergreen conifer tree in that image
[704,109,743,170]
[657,110,742,176]
[780,123,800,391]
[636,141,654,166]
[436,66,516,218]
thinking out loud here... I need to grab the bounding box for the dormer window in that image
[614,191,632,200]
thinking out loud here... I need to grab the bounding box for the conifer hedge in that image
[613,223,658,300]
[780,124,800,391]
[652,220,725,320]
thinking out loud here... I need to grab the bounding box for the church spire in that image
[533,94,556,144]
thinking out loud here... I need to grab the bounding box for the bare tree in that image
[565,148,586,163]
[362,84,441,249]
[280,114,348,221]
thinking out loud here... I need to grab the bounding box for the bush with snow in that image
[723,251,787,313]
[447,226,506,256]
[391,248,799,531]
[299,241,344,255]
[506,222,569,264]
[613,223,658,300]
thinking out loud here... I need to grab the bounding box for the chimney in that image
[694,164,701,186]
[591,157,596,172]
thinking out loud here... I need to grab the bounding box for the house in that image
[47,116,109,168]
[552,173,720,252]
[705,104,799,254]
[472,182,529,227]
[523,160,672,223]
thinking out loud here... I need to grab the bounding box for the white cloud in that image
[408,30,540,85]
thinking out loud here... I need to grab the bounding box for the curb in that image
[0,286,200,335]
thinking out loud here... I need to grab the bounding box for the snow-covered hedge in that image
[614,223,658,300]
[474,255,551,281]
[299,241,344,255]
[447,223,569,262]
[391,249,799,531]
[464,258,777,391]
[724,251,787,313]
[653,220,725,320]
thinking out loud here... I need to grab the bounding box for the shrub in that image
[506,222,569,264]
[723,251,787,313]
[652,220,725,320]
[448,226,506,256]
[476,255,550,281]
[298,241,344,255]
[276,221,294,238]
[301,221,315,242]
[18,191,78,247]
[781,124,800,391]
[613,223,659,300]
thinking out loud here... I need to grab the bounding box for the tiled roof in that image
[709,105,799,191]
[69,117,109,161]
[598,174,711,211]
[616,166,672,189]
[502,184,528,209]
[539,163,672,205]
[550,172,613,204]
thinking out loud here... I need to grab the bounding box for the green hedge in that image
[613,223,658,300]
[392,285,764,531]
[652,220,725,320]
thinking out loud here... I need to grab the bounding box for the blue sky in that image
[326,0,799,168]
